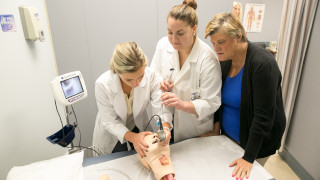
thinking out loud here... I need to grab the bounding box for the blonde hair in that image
[232,2,242,21]
[110,42,148,74]
[205,12,247,42]
[168,0,198,28]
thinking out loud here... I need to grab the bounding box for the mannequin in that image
[232,2,242,21]
[99,174,110,180]
[139,134,175,180]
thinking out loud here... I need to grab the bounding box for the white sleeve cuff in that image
[191,100,208,121]
[115,126,130,144]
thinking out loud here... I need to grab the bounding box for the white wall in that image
[157,0,284,46]
[0,0,66,179]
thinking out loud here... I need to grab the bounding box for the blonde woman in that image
[93,42,173,157]
[151,0,222,143]
[232,1,242,21]
[205,13,286,179]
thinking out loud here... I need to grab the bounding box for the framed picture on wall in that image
[243,3,265,33]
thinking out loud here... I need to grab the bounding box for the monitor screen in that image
[60,76,84,99]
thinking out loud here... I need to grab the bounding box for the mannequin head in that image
[138,134,175,180]
[232,2,242,21]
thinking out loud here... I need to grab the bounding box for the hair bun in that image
[183,0,197,10]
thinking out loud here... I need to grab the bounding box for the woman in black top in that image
[203,13,286,179]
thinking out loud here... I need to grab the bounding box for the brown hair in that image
[110,42,147,74]
[168,0,198,28]
[205,12,247,42]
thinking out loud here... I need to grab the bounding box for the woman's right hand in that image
[199,131,220,137]
[229,158,253,179]
[199,122,221,137]
[160,80,174,92]
[130,131,153,158]
[157,128,171,146]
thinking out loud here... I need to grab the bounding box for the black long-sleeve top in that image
[215,42,286,163]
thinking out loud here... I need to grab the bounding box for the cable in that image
[54,98,65,138]
[143,114,161,131]
[70,146,101,156]
[71,105,81,149]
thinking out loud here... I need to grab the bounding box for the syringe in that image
[158,68,175,141]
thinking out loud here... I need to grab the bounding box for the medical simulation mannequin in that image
[232,2,242,21]
[98,133,175,180]
[138,134,175,180]
[99,174,110,180]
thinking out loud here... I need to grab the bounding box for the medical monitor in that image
[50,71,87,106]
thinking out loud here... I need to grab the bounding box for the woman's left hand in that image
[229,158,253,179]
[161,92,185,110]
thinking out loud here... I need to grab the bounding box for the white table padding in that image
[83,135,273,180]
[6,151,84,180]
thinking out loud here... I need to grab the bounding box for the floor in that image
[264,153,300,180]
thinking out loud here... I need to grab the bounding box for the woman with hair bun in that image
[151,0,222,143]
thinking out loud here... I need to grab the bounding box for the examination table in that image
[83,135,274,180]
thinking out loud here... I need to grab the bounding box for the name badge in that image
[190,89,200,101]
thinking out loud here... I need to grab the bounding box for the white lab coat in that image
[92,67,172,155]
[151,36,222,142]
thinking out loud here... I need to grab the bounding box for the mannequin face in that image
[118,66,145,88]
[138,134,175,180]
[232,4,241,16]
[167,17,197,52]
[209,30,238,61]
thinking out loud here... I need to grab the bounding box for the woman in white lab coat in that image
[93,42,173,157]
[151,0,222,143]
